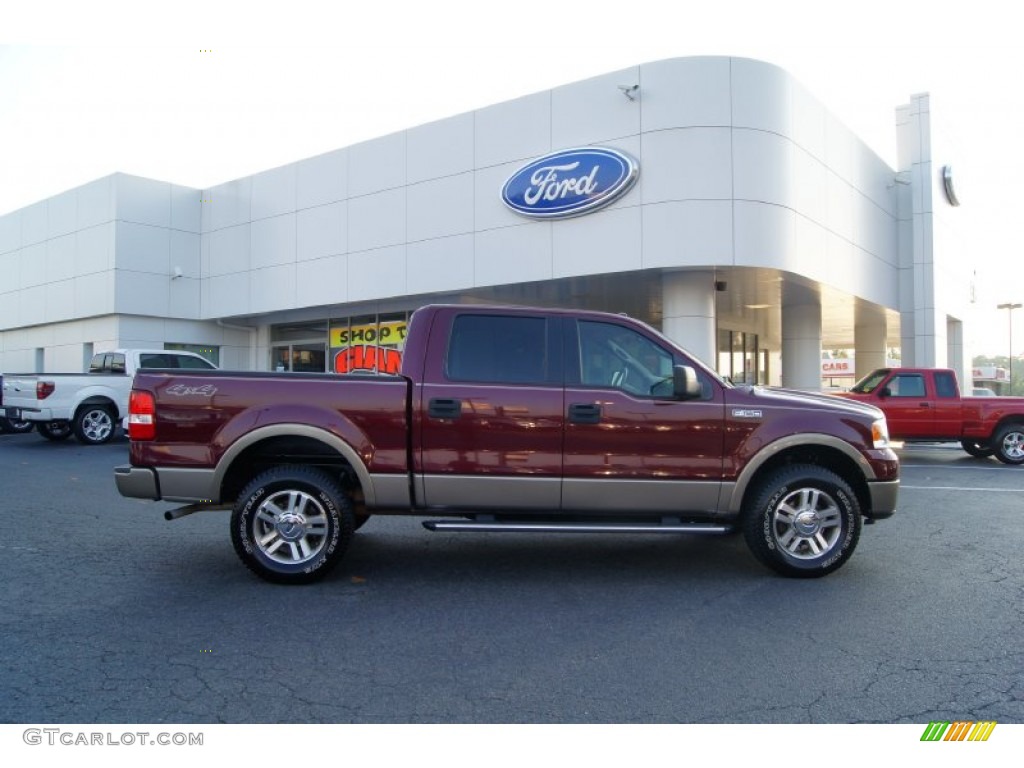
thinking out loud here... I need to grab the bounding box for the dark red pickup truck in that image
[838,367,1024,464]
[115,305,899,583]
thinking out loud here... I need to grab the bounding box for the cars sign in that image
[501,147,638,219]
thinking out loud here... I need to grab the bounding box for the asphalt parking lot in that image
[1,431,1021,724]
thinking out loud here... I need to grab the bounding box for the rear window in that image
[935,372,958,398]
[446,315,547,384]
[89,353,126,374]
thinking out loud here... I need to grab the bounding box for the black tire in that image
[742,464,862,578]
[231,466,354,584]
[36,421,72,441]
[960,439,994,459]
[73,404,116,445]
[1,416,34,434]
[992,423,1024,465]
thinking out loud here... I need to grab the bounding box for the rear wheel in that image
[742,464,861,578]
[1,417,34,434]
[73,405,116,445]
[960,439,993,459]
[231,466,355,584]
[993,423,1024,465]
[36,421,72,441]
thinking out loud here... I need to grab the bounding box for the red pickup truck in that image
[115,305,899,584]
[838,367,1024,464]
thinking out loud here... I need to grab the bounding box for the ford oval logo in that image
[501,147,639,219]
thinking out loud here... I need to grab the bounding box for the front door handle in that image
[568,403,602,424]
[428,398,462,419]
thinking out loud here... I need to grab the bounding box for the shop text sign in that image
[501,147,638,219]
[330,320,407,348]
[331,320,407,375]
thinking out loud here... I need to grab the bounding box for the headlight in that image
[871,418,890,449]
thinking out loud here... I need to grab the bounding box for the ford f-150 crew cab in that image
[838,367,1024,464]
[115,305,899,584]
[1,349,217,444]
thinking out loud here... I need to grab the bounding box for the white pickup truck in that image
[0,349,217,444]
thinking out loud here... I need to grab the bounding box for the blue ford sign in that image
[501,147,639,219]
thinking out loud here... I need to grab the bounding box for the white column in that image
[854,302,888,379]
[781,287,822,390]
[661,271,716,367]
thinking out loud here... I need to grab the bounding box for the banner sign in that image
[330,320,407,375]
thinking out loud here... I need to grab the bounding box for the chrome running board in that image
[422,519,732,534]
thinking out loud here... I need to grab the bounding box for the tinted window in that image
[447,315,547,384]
[851,369,889,394]
[174,355,216,370]
[139,354,176,369]
[935,372,958,398]
[578,320,673,397]
[887,374,926,398]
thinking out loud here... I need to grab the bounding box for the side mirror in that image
[673,365,701,400]
[879,386,892,398]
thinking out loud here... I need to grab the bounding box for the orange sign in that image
[334,345,402,374]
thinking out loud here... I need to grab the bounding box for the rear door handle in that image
[428,398,462,419]
[568,403,602,424]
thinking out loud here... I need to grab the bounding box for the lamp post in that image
[997,302,1022,394]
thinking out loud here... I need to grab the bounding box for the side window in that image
[110,354,126,373]
[138,354,172,369]
[935,372,958,398]
[887,374,926,398]
[578,321,673,397]
[173,355,216,370]
[446,315,547,384]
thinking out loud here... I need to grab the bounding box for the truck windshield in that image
[850,369,890,394]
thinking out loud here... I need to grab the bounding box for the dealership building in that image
[0,56,971,387]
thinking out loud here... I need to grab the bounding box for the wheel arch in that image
[990,415,1024,440]
[725,434,873,518]
[215,424,375,508]
[76,395,118,415]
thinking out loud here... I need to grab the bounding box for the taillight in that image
[128,390,156,441]
[37,381,55,400]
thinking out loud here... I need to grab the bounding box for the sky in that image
[2,0,1022,358]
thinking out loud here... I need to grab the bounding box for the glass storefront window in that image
[270,344,326,372]
[717,330,766,385]
[329,312,409,374]
[269,311,412,374]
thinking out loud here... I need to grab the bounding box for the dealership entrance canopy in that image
[0,56,970,387]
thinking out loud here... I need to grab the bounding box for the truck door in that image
[878,371,934,438]
[416,309,565,510]
[560,318,725,515]
[931,370,963,439]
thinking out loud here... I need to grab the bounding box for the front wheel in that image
[960,439,993,459]
[993,423,1024,465]
[742,465,862,578]
[231,466,355,584]
[36,421,72,441]
[73,405,116,445]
